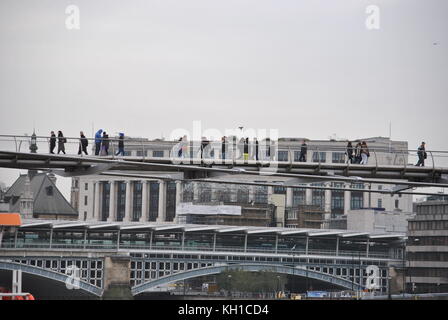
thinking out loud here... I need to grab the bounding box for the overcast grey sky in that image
[0,0,447,198]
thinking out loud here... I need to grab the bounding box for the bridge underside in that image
[0,261,103,297]
[132,263,363,296]
[0,151,447,184]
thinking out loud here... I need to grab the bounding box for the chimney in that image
[47,172,57,185]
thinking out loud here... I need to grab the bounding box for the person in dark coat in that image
[415,142,427,166]
[101,132,110,156]
[49,131,56,154]
[265,138,271,160]
[78,131,88,155]
[94,129,103,155]
[253,137,259,161]
[346,141,353,164]
[116,133,125,156]
[221,136,227,161]
[299,140,307,162]
[57,131,66,154]
[354,141,362,164]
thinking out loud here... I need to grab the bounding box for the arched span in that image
[0,261,103,297]
[132,263,363,296]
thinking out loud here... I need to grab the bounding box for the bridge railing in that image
[1,134,447,169]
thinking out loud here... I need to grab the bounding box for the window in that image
[116,182,127,221]
[255,186,268,204]
[378,199,383,208]
[152,150,164,157]
[293,188,306,206]
[45,186,53,196]
[237,187,249,203]
[277,151,288,162]
[149,182,159,221]
[312,152,326,163]
[101,182,110,221]
[166,182,177,222]
[84,196,88,206]
[133,182,143,221]
[199,185,212,202]
[273,186,286,194]
[136,150,148,157]
[395,199,399,209]
[311,184,324,209]
[350,183,364,210]
[294,151,301,162]
[332,152,345,163]
[85,183,88,191]
[331,183,344,216]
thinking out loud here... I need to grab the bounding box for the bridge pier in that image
[102,255,133,300]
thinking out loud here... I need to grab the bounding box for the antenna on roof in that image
[389,121,392,152]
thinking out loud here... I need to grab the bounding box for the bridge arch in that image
[0,261,103,297]
[132,263,363,296]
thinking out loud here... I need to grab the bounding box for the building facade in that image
[406,198,448,293]
[71,137,413,227]
[4,171,77,220]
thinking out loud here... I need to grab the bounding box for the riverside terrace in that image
[0,220,406,296]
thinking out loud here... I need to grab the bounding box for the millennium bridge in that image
[0,219,405,298]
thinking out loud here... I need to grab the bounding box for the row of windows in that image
[407,252,448,262]
[14,259,103,288]
[409,220,448,231]
[408,236,448,246]
[417,204,448,215]
[123,150,166,157]
[408,268,448,278]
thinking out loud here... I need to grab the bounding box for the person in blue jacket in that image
[94,129,103,155]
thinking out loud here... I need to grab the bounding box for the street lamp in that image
[388,276,392,300]
[227,274,232,298]
[277,275,281,299]
[29,131,38,153]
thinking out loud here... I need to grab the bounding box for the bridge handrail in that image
[0,241,391,259]
[2,134,448,155]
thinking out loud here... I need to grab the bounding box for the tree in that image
[216,269,286,293]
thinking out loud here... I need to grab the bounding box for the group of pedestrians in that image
[49,131,68,155]
[48,130,125,156]
[346,141,370,164]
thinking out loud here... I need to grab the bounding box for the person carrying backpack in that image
[415,142,427,167]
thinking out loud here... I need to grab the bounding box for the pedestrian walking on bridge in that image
[78,131,88,155]
[57,131,66,154]
[94,129,103,155]
[415,142,427,167]
[49,131,56,154]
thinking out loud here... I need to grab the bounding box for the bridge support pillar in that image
[103,255,133,300]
